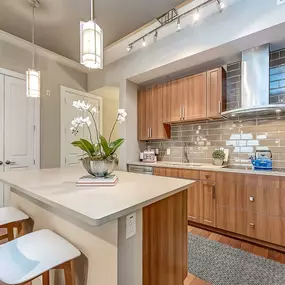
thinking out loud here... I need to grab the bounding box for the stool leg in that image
[63,261,75,285]
[42,271,50,285]
[7,226,14,241]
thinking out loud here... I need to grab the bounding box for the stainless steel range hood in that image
[222,44,285,118]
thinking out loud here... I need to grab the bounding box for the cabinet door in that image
[185,73,207,121]
[138,88,149,140]
[170,79,183,122]
[162,82,171,123]
[188,182,201,223]
[151,85,170,140]
[200,181,216,227]
[207,68,226,119]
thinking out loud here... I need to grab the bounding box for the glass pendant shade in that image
[26,68,40,98]
[80,20,103,69]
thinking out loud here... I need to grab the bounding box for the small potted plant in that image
[70,100,127,177]
[212,149,225,166]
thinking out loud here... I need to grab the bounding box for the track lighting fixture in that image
[127,0,227,52]
[193,9,200,23]
[177,17,181,31]
[153,31,158,42]
[217,0,225,12]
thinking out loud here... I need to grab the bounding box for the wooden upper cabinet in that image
[137,88,149,141]
[184,72,207,121]
[170,79,183,122]
[207,67,227,119]
[162,82,171,123]
[137,86,170,141]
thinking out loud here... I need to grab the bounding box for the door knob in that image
[5,160,16,165]
[249,196,254,202]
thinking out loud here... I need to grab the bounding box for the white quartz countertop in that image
[127,161,285,177]
[0,167,194,227]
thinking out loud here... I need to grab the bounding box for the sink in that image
[184,163,203,167]
[160,162,203,167]
[224,165,254,170]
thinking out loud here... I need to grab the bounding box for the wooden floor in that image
[184,225,285,285]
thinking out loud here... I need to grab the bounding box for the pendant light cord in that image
[32,5,35,69]
[90,0,94,20]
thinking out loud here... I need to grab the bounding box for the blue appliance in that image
[250,150,272,170]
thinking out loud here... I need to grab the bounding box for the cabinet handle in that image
[150,128,152,138]
[205,174,210,179]
[147,128,150,138]
[249,196,254,202]
[212,185,216,199]
[218,101,221,113]
[180,106,182,121]
[183,107,185,120]
[249,223,255,229]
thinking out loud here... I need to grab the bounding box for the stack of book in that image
[76,175,118,187]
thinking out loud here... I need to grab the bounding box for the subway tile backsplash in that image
[145,116,285,167]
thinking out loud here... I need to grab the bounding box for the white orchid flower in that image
[117,109,127,124]
[82,116,91,126]
[72,100,91,111]
[91,107,97,113]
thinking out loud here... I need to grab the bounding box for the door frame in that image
[0,68,40,169]
[60,86,103,168]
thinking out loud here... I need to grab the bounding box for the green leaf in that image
[100,135,112,157]
[109,138,124,155]
[71,139,94,157]
[80,139,95,156]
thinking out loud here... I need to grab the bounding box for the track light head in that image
[153,31,158,42]
[193,9,200,23]
[176,17,181,31]
[217,0,225,12]
[142,37,146,47]
[127,44,133,52]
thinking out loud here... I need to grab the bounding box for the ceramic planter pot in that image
[213,158,224,166]
[81,157,118,177]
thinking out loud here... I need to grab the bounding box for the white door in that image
[62,91,84,166]
[60,87,102,167]
[2,76,36,205]
[0,75,4,206]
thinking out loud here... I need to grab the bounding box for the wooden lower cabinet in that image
[200,181,216,227]
[187,183,201,223]
[154,167,285,249]
[217,206,247,235]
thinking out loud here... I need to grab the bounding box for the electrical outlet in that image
[126,212,136,239]
[166,148,171,155]
[277,0,285,5]
[46,89,51,96]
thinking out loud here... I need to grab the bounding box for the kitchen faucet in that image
[183,142,197,163]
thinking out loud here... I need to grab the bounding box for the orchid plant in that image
[70,100,127,161]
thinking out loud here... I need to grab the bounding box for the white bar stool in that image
[0,229,81,285]
[0,207,29,241]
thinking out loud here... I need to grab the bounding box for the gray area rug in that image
[188,233,285,285]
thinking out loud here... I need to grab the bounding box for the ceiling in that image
[0,0,186,62]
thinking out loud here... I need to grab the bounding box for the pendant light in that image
[26,0,40,98]
[80,0,103,69]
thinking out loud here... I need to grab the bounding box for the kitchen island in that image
[0,167,194,285]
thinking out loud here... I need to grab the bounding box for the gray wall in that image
[0,40,87,168]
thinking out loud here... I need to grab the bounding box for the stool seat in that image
[0,229,81,285]
[0,207,29,226]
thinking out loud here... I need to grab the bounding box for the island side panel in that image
[143,189,188,285]
[10,191,118,285]
[118,209,143,285]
